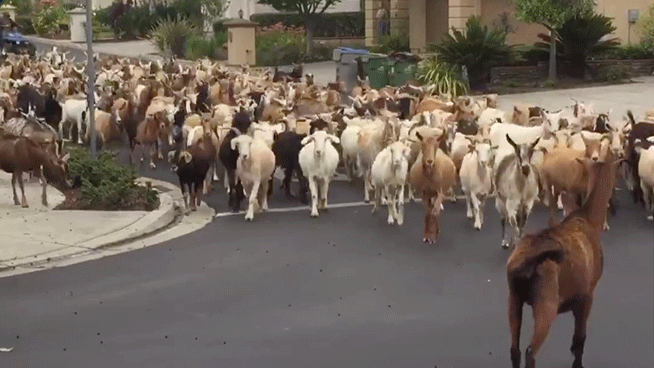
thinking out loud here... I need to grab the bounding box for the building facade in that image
[365,0,654,53]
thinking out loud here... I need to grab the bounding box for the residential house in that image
[364,0,653,53]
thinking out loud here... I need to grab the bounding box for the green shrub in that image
[150,15,199,58]
[416,57,469,98]
[33,1,69,37]
[185,32,227,60]
[62,148,159,211]
[536,12,619,78]
[596,64,630,82]
[15,15,35,35]
[371,32,410,54]
[593,44,654,60]
[429,15,513,90]
[255,30,333,66]
[250,12,364,37]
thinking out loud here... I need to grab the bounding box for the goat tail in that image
[626,110,636,127]
[507,238,564,281]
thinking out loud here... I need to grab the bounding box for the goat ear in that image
[467,144,475,152]
[61,153,70,163]
[416,131,423,141]
[327,134,340,145]
[181,151,192,164]
[301,135,314,146]
[530,137,541,151]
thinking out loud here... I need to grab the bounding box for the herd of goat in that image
[0,47,651,368]
[1,50,654,237]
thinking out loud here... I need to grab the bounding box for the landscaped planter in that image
[491,59,654,86]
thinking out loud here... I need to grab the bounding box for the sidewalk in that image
[0,172,212,274]
[28,36,338,85]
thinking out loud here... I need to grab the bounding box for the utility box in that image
[628,9,639,24]
[0,4,17,21]
[68,7,87,43]
[224,18,258,66]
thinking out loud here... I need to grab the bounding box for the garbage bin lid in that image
[337,47,370,55]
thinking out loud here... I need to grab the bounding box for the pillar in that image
[448,0,480,33]
[408,0,426,53]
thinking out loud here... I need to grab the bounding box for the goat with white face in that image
[230,134,276,221]
[494,134,541,249]
[460,138,494,230]
[298,130,340,217]
[371,140,411,225]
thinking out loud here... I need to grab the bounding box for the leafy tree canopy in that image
[513,0,595,28]
[257,0,342,18]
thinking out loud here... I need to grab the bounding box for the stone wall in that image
[490,65,547,85]
[491,59,654,85]
[587,59,654,77]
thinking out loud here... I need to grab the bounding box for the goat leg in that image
[508,290,523,368]
[17,172,28,208]
[40,167,48,207]
[571,298,592,368]
[11,172,20,206]
[396,184,405,226]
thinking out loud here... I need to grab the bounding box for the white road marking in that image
[215,201,372,218]
[214,196,468,218]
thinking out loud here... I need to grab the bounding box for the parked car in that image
[3,30,36,57]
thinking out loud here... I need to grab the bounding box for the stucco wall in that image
[596,0,652,44]
[480,0,542,46]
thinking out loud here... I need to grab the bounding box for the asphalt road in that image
[1,41,650,367]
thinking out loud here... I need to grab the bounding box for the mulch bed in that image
[54,187,160,211]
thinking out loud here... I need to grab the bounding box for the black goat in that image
[195,82,211,113]
[219,111,252,212]
[592,113,611,133]
[272,131,308,204]
[16,85,62,130]
[169,133,216,213]
[309,117,330,135]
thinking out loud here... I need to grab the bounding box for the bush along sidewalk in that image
[55,148,159,211]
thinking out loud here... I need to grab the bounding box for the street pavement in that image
[0,39,650,367]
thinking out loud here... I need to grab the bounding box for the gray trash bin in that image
[334,47,371,94]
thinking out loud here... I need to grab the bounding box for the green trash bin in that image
[388,60,418,87]
[362,53,390,89]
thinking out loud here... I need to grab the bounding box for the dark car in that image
[3,30,36,57]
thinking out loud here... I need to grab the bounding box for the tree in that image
[513,0,594,81]
[637,2,654,50]
[257,0,342,55]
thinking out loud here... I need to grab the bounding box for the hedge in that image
[250,12,364,38]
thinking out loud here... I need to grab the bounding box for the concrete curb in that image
[27,36,196,66]
[0,177,185,274]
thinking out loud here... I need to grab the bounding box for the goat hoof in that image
[466,213,473,220]
[474,224,482,231]
[647,215,653,221]
[387,218,395,225]
[501,241,510,249]
[245,214,254,221]
[22,204,29,209]
[310,211,319,218]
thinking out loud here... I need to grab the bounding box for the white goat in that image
[460,139,494,230]
[298,130,340,217]
[370,140,411,225]
[231,134,276,221]
[494,134,541,249]
[635,137,654,220]
[60,98,89,144]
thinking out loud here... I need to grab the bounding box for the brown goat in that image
[0,132,71,207]
[506,150,620,368]
[133,111,170,169]
[539,134,611,221]
[409,130,457,244]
